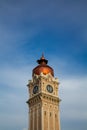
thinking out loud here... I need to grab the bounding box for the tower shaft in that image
[27,55,61,130]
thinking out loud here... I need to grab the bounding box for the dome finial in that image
[37,54,48,64]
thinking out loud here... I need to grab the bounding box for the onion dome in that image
[33,54,54,76]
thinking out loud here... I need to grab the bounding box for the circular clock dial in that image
[46,85,53,93]
[33,86,38,94]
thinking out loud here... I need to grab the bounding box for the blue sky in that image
[0,0,87,130]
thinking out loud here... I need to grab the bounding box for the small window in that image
[44,111,46,115]
[50,112,51,116]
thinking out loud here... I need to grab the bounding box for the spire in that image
[41,53,45,59]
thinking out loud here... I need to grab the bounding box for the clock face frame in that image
[46,85,53,93]
[33,86,39,94]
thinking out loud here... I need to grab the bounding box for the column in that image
[37,107,38,130]
[42,107,44,130]
[58,106,61,130]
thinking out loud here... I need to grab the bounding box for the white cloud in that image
[23,128,27,130]
[0,66,32,88]
[60,76,87,89]
[59,76,87,120]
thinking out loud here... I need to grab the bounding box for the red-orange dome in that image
[32,54,54,76]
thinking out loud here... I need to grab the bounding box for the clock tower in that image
[27,55,61,130]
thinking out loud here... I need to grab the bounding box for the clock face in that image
[46,85,53,93]
[33,86,38,94]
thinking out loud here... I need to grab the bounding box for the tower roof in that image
[32,54,54,76]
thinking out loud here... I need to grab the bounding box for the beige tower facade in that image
[27,55,61,130]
